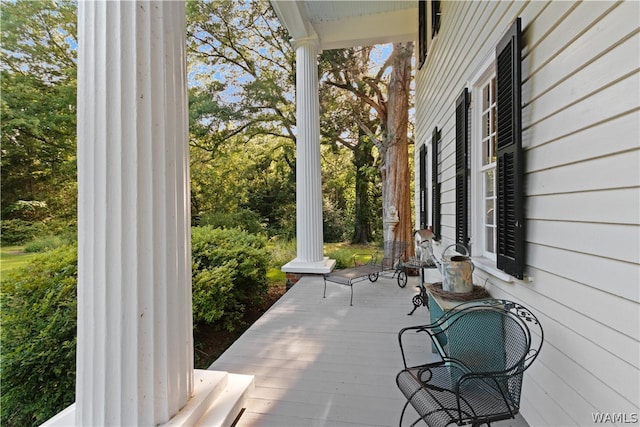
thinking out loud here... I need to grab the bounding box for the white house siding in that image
[414,1,640,426]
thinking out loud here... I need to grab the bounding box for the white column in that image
[76,2,192,425]
[282,38,335,274]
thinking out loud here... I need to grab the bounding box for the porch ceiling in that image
[270,0,418,50]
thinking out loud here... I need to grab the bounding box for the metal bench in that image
[396,299,543,427]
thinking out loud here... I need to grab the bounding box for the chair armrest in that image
[398,325,447,368]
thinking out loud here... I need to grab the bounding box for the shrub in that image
[323,199,351,243]
[197,209,265,234]
[24,235,67,253]
[191,226,270,331]
[1,245,78,427]
[0,227,271,426]
[0,219,46,245]
[267,236,296,268]
[0,219,76,246]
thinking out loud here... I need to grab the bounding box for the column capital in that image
[292,35,320,52]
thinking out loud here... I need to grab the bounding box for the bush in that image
[24,235,67,253]
[191,226,270,331]
[1,245,78,427]
[0,219,76,246]
[0,227,271,426]
[197,209,265,234]
[0,219,46,245]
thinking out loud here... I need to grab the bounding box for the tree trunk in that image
[352,128,374,244]
[383,42,414,258]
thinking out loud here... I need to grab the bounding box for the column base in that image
[281,257,336,274]
[41,370,253,427]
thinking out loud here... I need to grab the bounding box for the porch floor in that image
[208,274,528,427]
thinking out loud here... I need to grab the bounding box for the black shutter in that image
[419,144,428,229]
[431,127,441,241]
[431,0,441,38]
[496,18,524,279]
[418,0,427,69]
[455,88,470,249]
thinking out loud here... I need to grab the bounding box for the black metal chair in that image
[396,299,543,427]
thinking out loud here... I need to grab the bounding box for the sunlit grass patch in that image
[0,246,39,277]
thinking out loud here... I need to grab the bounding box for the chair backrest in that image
[432,299,543,404]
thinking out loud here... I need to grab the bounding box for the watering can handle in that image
[442,244,470,260]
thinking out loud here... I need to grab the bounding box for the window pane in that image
[485,227,495,253]
[490,134,496,163]
[482,112,490,139]
[485,170,495,197]
[486,199,495,225]
[491,76,496,104]
[482,139,489,165]
[483,84,489,110]
[489,106,495,135]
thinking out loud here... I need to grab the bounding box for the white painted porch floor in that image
[208,275,528,427]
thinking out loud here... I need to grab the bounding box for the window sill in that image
[472,257,514,283]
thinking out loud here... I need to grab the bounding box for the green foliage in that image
[0,219,76,246]
[0,219,46,245]
[1,245,78,427]
[323,198,350,243]
[187,0,296,145]
[24,235,67,253]
[1,0,78,222]
[191,226,270,331]
[324,242,379,270]
[190,136,297,239]
[197,209,265,234]
[0,228,272,425]
[0,246,40,275]
[266,236,297,268]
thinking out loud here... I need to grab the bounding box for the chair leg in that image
[323,279,327,298]
[399,399,411,427]
[350,284,353,306]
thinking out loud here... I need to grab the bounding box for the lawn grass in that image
[0,246,39,277]
[266,241,380,284]
[324,241,379,269]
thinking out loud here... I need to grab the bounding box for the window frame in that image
[470,55,498,262]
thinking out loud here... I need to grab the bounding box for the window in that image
[471,68,497,260]
[432,0,441,37]
[432,127,441,241]
[468,18,523,279]
[418,0,427,69]
[419,144,428,229]
[418,0,441,70]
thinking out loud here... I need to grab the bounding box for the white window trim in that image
[472,256,514,283]
[469,54,511,279]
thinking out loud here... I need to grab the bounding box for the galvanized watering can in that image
[440,244,474,293]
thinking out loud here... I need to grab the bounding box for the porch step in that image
[196,373,254,427]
